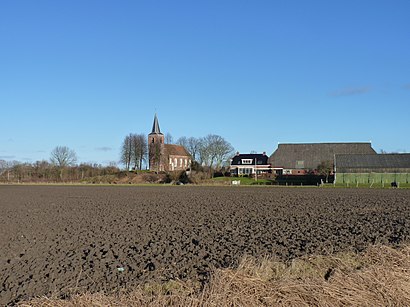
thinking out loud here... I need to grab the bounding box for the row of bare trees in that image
[0,145,120,182]
[0,159,119,182]
[176,135,234,170]
[120,133,148,170]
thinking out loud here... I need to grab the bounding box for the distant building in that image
[334,153,410,184]
[230,152,271,176]
[148,114,191,172]
[269,142,377,175]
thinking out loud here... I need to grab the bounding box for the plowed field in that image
[1,186,409,305]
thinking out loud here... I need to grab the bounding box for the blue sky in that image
[1,1,409,165]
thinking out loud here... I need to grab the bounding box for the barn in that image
[269,142,377,175]
[334,153,410,185]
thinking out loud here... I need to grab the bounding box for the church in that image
[148,114,192,172]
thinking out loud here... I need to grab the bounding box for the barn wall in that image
[335,173,410,184]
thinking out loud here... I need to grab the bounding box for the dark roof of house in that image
[269,143,376,169]
[335,154,410,169]
[231,153,269,165]
[164,144,191,157]
[149,113,162,135]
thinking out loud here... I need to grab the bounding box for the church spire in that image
[151,113,162,134]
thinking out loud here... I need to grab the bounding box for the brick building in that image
[148,114,191,172]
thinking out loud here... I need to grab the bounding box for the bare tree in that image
[176,136,188,147]
[198,134,234,175]
[131,133,148,170]
[0,160,7,175]
[120,134,133,170]
[50,146,77,167]
[138,134,148,169]
[177,136,201,162]
[50,146,77,180]
[198,137,209,167]
[0,160,11,181]
[165,133,173,144]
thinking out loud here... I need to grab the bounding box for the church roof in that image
[150,113,162,135]
[164,144,191,157]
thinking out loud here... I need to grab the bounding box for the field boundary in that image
[21,244,410,307]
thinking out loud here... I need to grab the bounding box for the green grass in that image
[211,176,272,185]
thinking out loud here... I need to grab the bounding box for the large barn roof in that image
[269,142,376,169]
[335,153,410,170]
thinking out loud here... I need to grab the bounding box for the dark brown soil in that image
[1,186,409,305]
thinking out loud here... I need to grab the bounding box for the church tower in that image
[148,114,164,171]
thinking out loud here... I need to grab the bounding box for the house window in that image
[239,168,253,175]
[241,159,253,164]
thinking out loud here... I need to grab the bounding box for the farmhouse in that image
[334,153,410,184]
[230,152,271,176]
[269,142,377,175]
[148,114,191,172]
